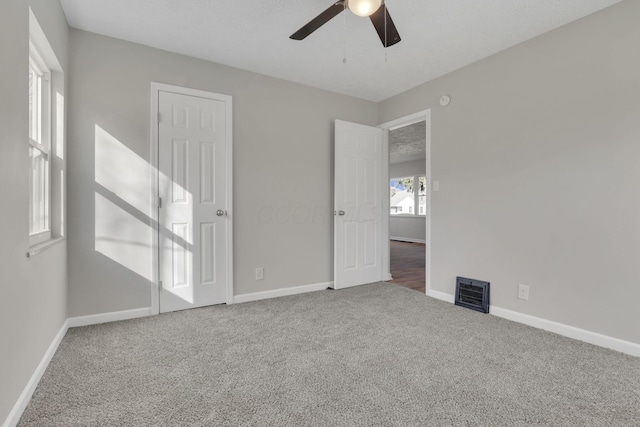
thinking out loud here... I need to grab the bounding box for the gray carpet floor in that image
[19,283,640,426]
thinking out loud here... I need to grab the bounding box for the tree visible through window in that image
[418,176,427,215]
[390,175,426,216]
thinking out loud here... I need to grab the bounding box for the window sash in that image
[29,145,50,237]
[28,46,52,243]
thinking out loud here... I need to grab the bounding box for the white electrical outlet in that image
[517,284,530,300]
[255,267,264,280]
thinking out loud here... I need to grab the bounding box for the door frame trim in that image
[149,82,234,314]
[378,109,431,295]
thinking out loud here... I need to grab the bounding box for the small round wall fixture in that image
[440,95,451,107]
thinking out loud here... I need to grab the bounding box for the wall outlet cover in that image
[517,284,530,300]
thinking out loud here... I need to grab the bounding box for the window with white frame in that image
[28,42,52,245]
[390,175,426,216]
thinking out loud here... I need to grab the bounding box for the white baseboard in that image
[384,274,393,281]
[233,282,332,304]
[390,236,426,244]
[67,307,153,328]
[489,306,640,357]
[4,307,155,427]
[426,290,640,357]
[426,289,455,303]
[3,320,69,427]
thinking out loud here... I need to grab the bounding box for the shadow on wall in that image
[94,125,194,304]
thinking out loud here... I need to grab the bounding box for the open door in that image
[333,120,387,289]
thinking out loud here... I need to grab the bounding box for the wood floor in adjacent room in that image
[388,240,425,293]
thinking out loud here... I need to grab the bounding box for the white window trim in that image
[28,34,52,247]
[26,236,65,258]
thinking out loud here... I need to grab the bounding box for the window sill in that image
[390,215,426,219]
[27,236,65,258]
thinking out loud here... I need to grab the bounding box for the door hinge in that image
[158,280,163,292]
[158,197,163,209]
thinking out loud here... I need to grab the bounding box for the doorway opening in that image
[379,111,430,294]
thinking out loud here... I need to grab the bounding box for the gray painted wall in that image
[67,30,378,316]
[379,0,640,344]
[389,160,426,242]
[389,216,426,243]
[0,0,68,422]
[390,159,425,177]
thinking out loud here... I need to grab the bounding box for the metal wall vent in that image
[455,276,490,313]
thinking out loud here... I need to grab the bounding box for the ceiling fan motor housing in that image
[290,0,400,48]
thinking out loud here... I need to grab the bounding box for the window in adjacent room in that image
[390,175,426,216]
[417,175,427,215]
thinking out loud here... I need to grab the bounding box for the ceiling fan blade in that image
[290,1,345,40]
[370,4,401,47]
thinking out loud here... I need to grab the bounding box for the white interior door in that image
[158,90,228,313]
[334,120,386,289]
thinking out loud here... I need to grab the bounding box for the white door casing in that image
[333,120,387,289]
[379,110,431,295]
[156,88,231,313]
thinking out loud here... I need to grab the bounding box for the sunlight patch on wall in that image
[95,192,152,280]
[93,124,197,303]
[95,125,151,215]
[94,125,152,280]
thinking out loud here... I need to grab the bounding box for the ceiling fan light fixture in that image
[290,0,400,48]
[347,0,383,17]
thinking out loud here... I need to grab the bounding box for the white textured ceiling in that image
[390,121,426,165]
[60,0,624,101]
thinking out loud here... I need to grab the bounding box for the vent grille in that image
[455,276,490,313]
